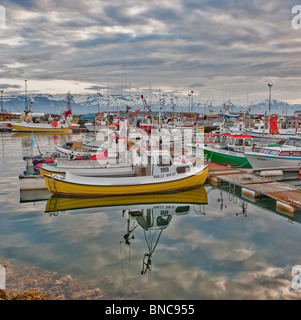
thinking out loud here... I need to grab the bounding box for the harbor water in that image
[1,131,301,300]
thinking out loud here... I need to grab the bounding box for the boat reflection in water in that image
[122,201,207,277]
[45,187,208,277]
[45,186,208,213]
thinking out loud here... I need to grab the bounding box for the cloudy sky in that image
[0,0,301,105]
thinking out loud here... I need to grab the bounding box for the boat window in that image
[279,151,290,156]
[228,138,234,145]
[261,149,270,154]
[269,150,279,155]
[292,151,301,157]
[176,166,191,174]
[175,206,190,214]
[156,215,172,227]
[157,155,172,166]
[285,139,301,147]
[245,139,252,146]
[235,139,244,146]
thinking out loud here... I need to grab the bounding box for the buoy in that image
[241,188,260,199]
[276,201,295,216]
[204,134,214,143]
[258,170,283,177]
[299,169,301,180]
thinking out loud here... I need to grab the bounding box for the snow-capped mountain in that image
[1,93,301,116]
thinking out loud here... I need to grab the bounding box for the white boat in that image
[0,121,12,130]
[55,140,108,157]
[246,117,295,139]
[245,136,301,170]
[229,121,247,135]
[221,111,239,119]
[40,158,134,177]
[84,115,108,132]
[84,115,122,132]
[205,109,219,119]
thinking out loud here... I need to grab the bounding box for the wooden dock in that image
[207,163,301,213]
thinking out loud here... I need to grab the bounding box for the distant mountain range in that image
[1,93,301,116]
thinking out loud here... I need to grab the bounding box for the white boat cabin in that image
[226,135,254,152]
[132,149,199,178]
[258,137,301,157]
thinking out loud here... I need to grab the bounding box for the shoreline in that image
[0,260,142,300]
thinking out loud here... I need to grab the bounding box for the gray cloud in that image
[0,83,21,89]
[85,85,107,91]
[0,0,300,104]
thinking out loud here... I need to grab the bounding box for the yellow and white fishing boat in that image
[44,149,209,197]
[11,122,72,133]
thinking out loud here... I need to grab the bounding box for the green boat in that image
[203,145,252,168]
[190,134,254,168]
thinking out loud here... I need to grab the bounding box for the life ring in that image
[205,134,214,143]
[68,152,76,160]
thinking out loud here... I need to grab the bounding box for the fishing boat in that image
[246,117,295,139]
[84,115,108,132]
[245,136,301,170]
[205,109,219,119]
[189,134,255,168]
[221,110,239,119]
[10,121,72,133]
[0,111,22,131]
[84,116,121,132]
[55,139,108,157]
[229,120,247,135]
[44,149,209,197]
[45,186,208,213]
[11,93,73,133]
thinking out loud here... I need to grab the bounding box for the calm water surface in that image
[1,131,301,300]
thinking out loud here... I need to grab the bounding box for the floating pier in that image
[207,163,301,213]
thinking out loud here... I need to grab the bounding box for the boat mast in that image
[141,95,157,128]
[268,83,273,133]
[67,91,71,111]
[171,94,175,119]
[24,79,28,112]
[0,90,3,113]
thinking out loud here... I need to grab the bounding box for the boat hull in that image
[44,165,209,197]
[203,147,251,168]
[245,152,301,170]
[246,130,294,140]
